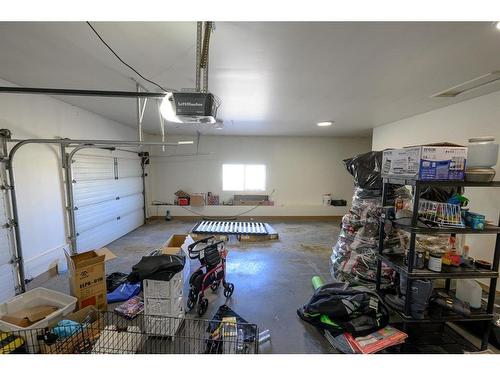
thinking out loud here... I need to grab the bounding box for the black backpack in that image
[297,282,389,337]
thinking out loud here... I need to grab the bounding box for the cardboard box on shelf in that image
[382,143,467,180]
[207,192,219,205]
[177,197,189,206]
[174,190,190,198]
[233,194,272,206]
[65,248,116,311]
[190,193,205,207]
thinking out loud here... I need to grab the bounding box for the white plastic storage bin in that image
[143,274,183,299]
[144,297,184,317]
[0,288,77,353]
[144,313,184,337]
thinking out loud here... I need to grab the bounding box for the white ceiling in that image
[1,22,500,137]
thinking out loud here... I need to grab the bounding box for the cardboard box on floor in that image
[160,234,194,282]
[65,248,116,311]
[1,305,58,328]
[40,305,103,354]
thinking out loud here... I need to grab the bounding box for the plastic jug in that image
[456,279,482,309]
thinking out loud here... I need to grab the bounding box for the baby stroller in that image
[187,236,235,316]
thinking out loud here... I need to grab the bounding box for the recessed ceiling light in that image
[178,140,194,145]
[496,21,500,30]
[317,121,333,127]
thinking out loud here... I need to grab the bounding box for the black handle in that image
[188,236,215,252]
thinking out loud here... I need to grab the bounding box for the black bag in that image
[205,305,257,354]
[343,151,383,190]
[106,272,129,293]
[297,282,389,337]
[127,254,185,283]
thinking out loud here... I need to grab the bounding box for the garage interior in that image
[1,20,500,357]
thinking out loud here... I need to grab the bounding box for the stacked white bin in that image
[143,273,184,337]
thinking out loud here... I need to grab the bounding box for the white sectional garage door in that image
[0,166,18,303]
[72,150,144,252]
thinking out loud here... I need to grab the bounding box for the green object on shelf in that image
[312,276,325,290]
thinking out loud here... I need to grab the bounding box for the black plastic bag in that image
[106,272,129,293]
[127,254,185,283]
[420,186,459,203]
[297,283,389,337]
[343,151,383,190]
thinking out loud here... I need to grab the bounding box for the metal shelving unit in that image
[375,178,500,351]
[378,253,499,279]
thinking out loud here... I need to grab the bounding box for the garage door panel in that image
[72,155,114,181]
[76,209,143,251]
[75,194,143,233]
[73,178,142,207]
[118,157,142,178]
[73,179,118,206]
[72,151,144,252]
[0,229,12,266]
[0,263,16,303]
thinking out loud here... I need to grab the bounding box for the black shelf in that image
[376,178,500,350]
[391,217,500,234]
[379,289,494,323]
[378,253,499,279]
[383,177,500,188]
[387,304,493,324]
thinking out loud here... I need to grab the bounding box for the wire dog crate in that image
[418,199,465,228]
[1,311,259,354]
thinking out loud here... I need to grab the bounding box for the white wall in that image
[0,78,138,280]
[147,134,372,217]
[372,89,500,290]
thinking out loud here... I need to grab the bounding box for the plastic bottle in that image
[456,279,482,309]
[237,328,245,353]
[57,257,68,274]
[259,329,271,344]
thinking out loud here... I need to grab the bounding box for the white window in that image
[222,164,266,191]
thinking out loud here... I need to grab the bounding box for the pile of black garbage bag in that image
[330,151,406,288]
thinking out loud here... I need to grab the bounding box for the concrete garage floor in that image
[31,219,339,354]
[31,219,497,353]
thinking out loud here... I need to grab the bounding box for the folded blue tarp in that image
[107,282,141,303]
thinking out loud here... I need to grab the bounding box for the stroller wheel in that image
[210,280,221,292]
[223,283,235,298]
[198,298,208,317]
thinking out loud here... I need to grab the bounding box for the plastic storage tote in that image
[143,274,183,299]
[0,287,77,353]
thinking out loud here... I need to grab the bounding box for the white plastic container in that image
[467,137,499,168]
[143,274,183,299]
[456,279,482,309]
[144,297,184,316]
[144,313,184,337]
[428,253,442,272]
[0,288,77,352]
[322,193,332,206]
